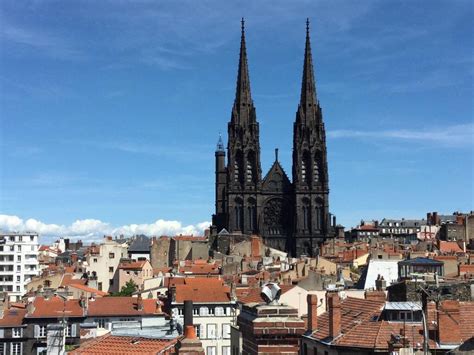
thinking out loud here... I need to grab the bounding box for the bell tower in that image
[226,19,262,234]
[292,19,332,256]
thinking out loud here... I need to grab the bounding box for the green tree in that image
[111,280,137,297]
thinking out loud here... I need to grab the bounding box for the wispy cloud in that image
[328,123,474,148]
[0,21,86,61]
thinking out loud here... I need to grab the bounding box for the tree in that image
[111,280,137,297]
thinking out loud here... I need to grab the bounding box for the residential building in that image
[128,235,150,261]
[21,295,166,354]
[0,232,39,302]
[117,260,153,291]
[379,218,424,238]
[169,278,236,355]
[85,236,128,293]
[0,294,27,355]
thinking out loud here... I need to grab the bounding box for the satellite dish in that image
[261,283,281,305]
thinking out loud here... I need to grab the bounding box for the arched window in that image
[199,307,209,316]
[302,151,311,184]
[302,198,311,231]
[246,151,257,183]
[234,151,244,184]
[313,161,319,182]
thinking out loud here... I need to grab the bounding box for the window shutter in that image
[34,325,39,338]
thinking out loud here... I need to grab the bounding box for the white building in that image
[0,232,39,301]
[85,236,128,293]
[170,278,236,355]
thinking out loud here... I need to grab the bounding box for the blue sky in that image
[0,1,473,240]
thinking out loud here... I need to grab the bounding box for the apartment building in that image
[0,232,39,302]
[169,278,236,355]
[85,236,128,293]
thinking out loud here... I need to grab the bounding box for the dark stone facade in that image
[212,20,335,256]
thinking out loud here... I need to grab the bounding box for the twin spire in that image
[233,18,318,112]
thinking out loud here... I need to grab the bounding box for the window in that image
[222,346,231,355]
[222,324,231,339]
[206,346,216,355]
[194,324,202,338]
[109,267,114,273]
[65,324,72,337]
[199,307,209,316]
[98,282,102,291]
[12,327,22,338]
[93,258,98,263]
[193,307,199,316]
[36,325,47,338]
[207,324,217,339]
[95,318,107,329]
[16,276,20,283]
[109,253,115,259]
[11,343,22,355]
[109,279,114,286]
[215,307,224,316]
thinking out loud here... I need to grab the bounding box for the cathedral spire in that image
[234,18,252,111]
[299,18,318,115]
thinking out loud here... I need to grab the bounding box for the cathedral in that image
[212,19,336,257]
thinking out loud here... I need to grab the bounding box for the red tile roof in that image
[27,296,164,318]
[309,297,385,341]
[439,241,463,253]
[69,334,177,354]
[27,296,85,318]
[87,298,163,317]
[68,283,108,297]
[61,274,87,287]
[459,301,474,341]
[335,320,437,350]
[119,261,148,270]
[173,278,231,303]
[0,307,27,327]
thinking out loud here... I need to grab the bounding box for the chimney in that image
[437,300,461,345]
[250,235,261,258]
[328,293,341,338]
[307,294,319,333]
[27,301,36,315]
[136,294,143,311]
[176,300,204,354]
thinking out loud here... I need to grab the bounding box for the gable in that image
[262,162,292,193]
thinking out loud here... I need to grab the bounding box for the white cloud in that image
[0,214,210,242]
[327,123,474,148]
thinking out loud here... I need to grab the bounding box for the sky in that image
[0,1,473,242]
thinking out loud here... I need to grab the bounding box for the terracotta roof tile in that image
[27,296,164,318]
[0,307,27,327]
[68,283,108,296]
[69,334,177,354]
[460,301,474,341]
[310,297,385,341]
[439,241,463,253]
[173,278,231,303]
[119,261,147,270]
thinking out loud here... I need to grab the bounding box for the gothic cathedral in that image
[212,19,336,256]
